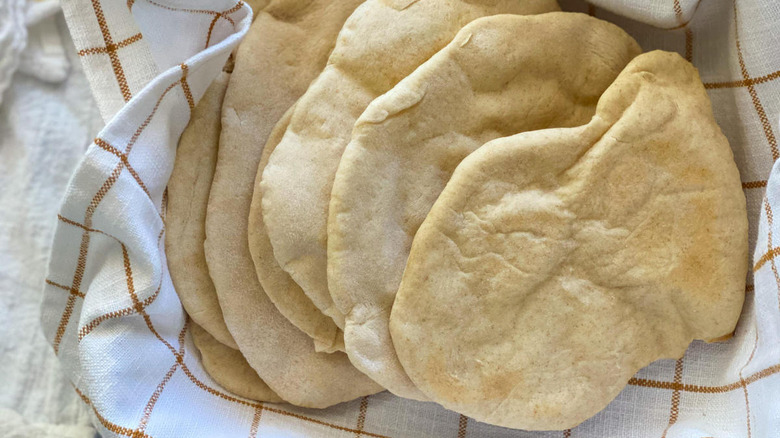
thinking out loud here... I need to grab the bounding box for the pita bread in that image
[328,12,640,409]
[245,0,269,15]
[249,106,344,353]
[166,72,236,349]
[260,0,560,399]
[205,0,380,407]
[191,323,282,403]
[390,51,748,430]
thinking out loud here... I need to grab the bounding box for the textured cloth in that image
[0,4,102,438]
[40,0,779,437]
[0,0,26,105]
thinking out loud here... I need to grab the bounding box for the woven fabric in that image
[0,0,26,105]
[0,4,102,437]
[41,0,780,436]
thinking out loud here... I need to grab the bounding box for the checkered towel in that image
[41,0,780,436]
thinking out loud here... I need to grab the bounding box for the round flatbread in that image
[390,51,748,430]
[328,11,641,410]
[261,0,560,399]
[205,0,380,408]
[166,72,236,348]
[249,106,345,353]
[191,323,282,403]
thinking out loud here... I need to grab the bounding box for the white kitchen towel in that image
[0,3,102,437]
[0,0,26,105]
[40,0,780,437]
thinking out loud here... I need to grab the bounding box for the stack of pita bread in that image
[165,0,748,430]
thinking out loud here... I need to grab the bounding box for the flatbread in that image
[205,0,380,408]
[260,0,560,399]
[328,12,641,409]
[390,51,748,430]
[191,323,282,403]
[166,72,236,348]
[245,0,269,15]
[249,106,344,354]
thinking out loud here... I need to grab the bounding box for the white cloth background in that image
[0,2,102,437]
[21,0,780,437]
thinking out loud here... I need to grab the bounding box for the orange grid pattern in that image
[49,2,403,436]
[732,1,779,161]
[83,0,135,101]
[130,0,245,49]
